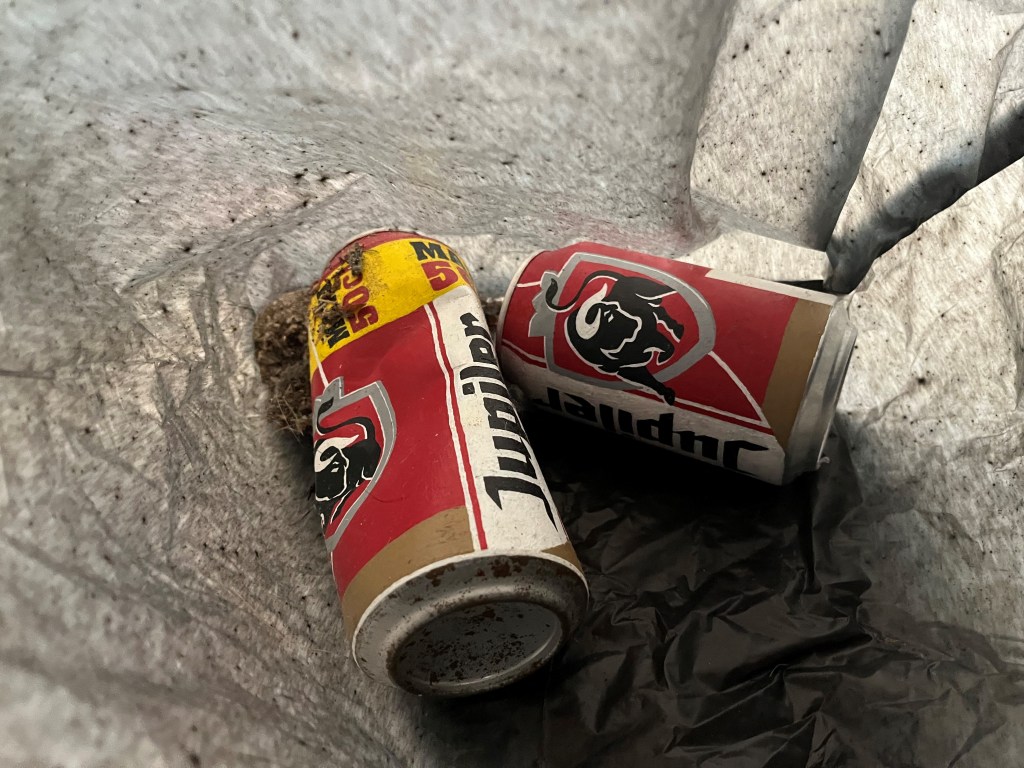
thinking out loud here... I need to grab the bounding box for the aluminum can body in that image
[308,231,588,696]
[497,242,856,484]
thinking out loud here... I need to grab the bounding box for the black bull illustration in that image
[313,398,382,531]
[545,270,685,404]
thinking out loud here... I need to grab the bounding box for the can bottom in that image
[351,552,588,697]
[392,599,564,696]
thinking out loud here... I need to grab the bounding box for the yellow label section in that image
[309,236,474,374]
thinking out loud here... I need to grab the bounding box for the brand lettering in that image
[318,257,379,346]
[534,387,769,474]
[459,314,554,524]
[411,240,469,271]
[412,240,471,290]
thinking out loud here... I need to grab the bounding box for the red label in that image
[311,306,467,594]
[500,243,801,434]
[309,232,573,603]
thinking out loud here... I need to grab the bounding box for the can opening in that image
[391,600,564,696]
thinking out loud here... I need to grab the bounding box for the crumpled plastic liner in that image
[691,0,915,251]
[826,0,1024,290]
[3,1,1024,766]
[691,0,1024,290]
[526,426,1024,767]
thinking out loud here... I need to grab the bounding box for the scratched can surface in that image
[307,231,588,696]
[497,242,857,485]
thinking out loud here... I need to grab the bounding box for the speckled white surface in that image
[838,156,1024,641]
[2,0,1024,766]
[679,227,829,281]
[691,0,914,249]
[826,0,1024,290]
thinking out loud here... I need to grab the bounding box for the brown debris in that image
[253,288,312,436]
[347,243,365,278]
[481,295,503,337]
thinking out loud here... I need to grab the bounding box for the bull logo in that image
[530,253,716,403]
[313,378,396,552]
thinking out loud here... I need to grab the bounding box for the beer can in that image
[307,231,588,696]
[496,242,856,485]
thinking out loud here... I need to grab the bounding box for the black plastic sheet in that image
[413,417,1024,766]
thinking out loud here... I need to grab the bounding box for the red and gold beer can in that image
[497,242,856,484]
[307,231,588,696]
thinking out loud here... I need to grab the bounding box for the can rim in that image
[351,549,588,696]
[784,300,857,482]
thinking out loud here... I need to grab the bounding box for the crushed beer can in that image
[497,242,857,484]
[307,231,588,696]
